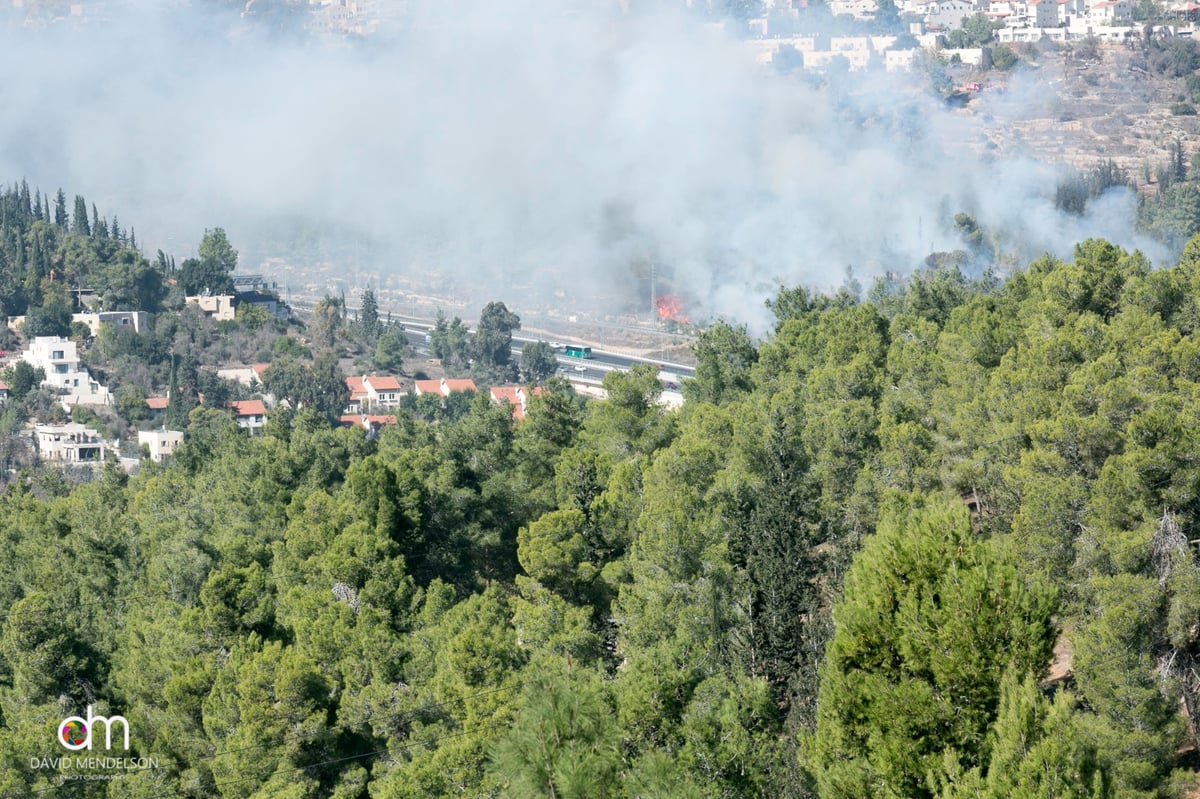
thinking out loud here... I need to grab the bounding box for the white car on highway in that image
[573,364,588,372]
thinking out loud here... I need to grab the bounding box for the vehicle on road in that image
[550,341,563,349]
[565,345,592,359]
[573,364,588,372]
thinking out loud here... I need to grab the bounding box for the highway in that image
[289,298,694,386]
[398,322,695,386]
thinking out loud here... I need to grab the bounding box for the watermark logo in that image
[57,706,129,751]
[32,705,158,779]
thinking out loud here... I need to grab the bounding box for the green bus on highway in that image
[565,345,592,359]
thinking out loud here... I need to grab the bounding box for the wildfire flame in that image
[656,294,689,324]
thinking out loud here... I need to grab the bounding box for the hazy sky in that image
[0,0,1160,329]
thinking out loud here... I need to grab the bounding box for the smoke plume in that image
[0,0,1161,332]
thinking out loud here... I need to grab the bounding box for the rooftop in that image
[365,375,403,391]
[229,400,267,417]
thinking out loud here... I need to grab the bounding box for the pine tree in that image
[810,502,1057,799]
[489,659,621,798]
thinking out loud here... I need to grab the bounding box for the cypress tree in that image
[359,287,380,341]
[53,189,67,229]
[72,196,90,236]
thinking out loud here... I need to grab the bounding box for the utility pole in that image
[649,261,657,322]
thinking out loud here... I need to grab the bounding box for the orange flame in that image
[656,294,689,324]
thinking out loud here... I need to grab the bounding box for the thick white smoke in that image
[0,0,1161,332]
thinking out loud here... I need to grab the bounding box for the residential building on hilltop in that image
[347,375,407,413]
[186,294,236,321]
[22,336,112,408]
[488,385,547,421]
[35,423,110,463]
[72,311,148,336]
[138,429,184,463]
[363,375,403,410]
[229,400,267,435]
[413,378,477,397]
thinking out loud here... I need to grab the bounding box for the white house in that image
[35,423,110,463]
[363,375,403,409]
[828,0,878,19]
[920,0,978,28]
[942,46,993,64]
[886,48,921,70]
[1029,0,1062,26]
[22,336,111,408]
[138,429,184,463]
[803,48,874,70]
[1089,0,1131,22]
[186,294,237,321]
[73,311,149,337]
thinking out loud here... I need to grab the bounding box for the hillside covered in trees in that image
[4,229,1200,797]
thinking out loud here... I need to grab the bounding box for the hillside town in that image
[9,0,1199,73]
[0,286,557,473]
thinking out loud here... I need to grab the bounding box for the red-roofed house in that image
[217,363,271,388]
[413,379,443,396]
[364,375,403,409]
[229,400,267,434]
[413,378,478,398]
[345,376,368,413]
[346,375,404,412]
[488,385,546,421]
[146,396,169,419]
[339,414,400,433]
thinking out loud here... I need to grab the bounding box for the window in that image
[52,350,64,359]
[54,364,68,374]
